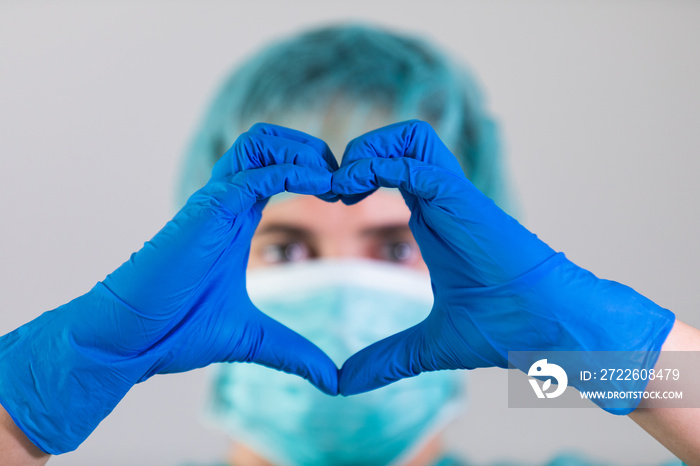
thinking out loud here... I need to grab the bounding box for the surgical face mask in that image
[206,259,466,466]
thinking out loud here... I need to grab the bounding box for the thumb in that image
[338,323,429,396]
[249,312,339,396]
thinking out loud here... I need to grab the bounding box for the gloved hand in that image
[333,120,675,413]
[0,123,339,454]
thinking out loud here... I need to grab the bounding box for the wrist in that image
[495,254,675,414]
[0,285,157,454]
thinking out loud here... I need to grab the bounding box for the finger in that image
[215,132,335,174]
[332,156,465,202]
[247,123,339,171]
[212,130,338,202]
[334,157,556,286]
[211,164,333,214]
[336,121,463,205]
[340,120,464,174]
[247,123,340,202]
[339,323,427,395]
[250,312,339,395]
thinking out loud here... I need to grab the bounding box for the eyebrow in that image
[255,224,315,240]
[254,222,412,239]
[359,224,413,238]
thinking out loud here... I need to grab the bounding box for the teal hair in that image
[177,24,514,213]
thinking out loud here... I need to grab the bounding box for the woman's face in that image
[248,190,428,272]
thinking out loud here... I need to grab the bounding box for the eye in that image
[380,240,418,264]
[261,241,311,264]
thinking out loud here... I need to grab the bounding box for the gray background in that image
[1,1,699,465]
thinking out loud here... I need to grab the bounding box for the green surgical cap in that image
[177,24,515,214]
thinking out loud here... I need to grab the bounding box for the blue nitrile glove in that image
[334,120,675,413]
[0,123,339,454]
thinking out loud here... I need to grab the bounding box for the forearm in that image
[0,403,49,465]
[628,319,700,463]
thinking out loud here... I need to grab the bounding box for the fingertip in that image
[253,313,339,396]
[272,343,339,396]
[316,366,340,396]
[338,362,363,396]
[339,193,374,206]
[297,356,339,396]
[306,358,340,396]
[338,324,428,396]
[286,165,333,196]
[318,192,341,203]
[330,163,379,202]
[338,357,385,396]
[246,123,339,173]
[298,346,340,396]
